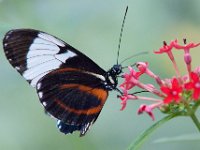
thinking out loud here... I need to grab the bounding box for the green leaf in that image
[127,114,176,150]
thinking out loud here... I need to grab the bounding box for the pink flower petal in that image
[185,82,194,90]
[172,78,179,88]
[137,104,155,120]
[137,104,146,114]
[154,40,176,54]
[193,89,200,100]
[160,87,171,94]
[191,72,199,82]
[172,39,200,50]
[119,95,128,110]
[163,96,173,104]
[120,101,127,111]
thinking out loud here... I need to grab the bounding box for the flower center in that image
[195,82,200,89]
[172,91,177,96]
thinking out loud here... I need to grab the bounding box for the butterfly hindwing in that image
[3,29,109,135]
[37,68,108,135]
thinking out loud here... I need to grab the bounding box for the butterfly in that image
[3,29,123,136]
[3,6,129,136]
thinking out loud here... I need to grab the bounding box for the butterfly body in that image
[3,29,122,136]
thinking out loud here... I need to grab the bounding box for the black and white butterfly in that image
[3,29,122,136]
[3,7,130,137]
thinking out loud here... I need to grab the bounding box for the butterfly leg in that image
[115,88,123,95]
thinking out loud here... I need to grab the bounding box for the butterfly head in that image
[110,64,122,75]
[104,64,122,91]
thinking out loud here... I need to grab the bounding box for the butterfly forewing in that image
[3,29,106,87]
[3,29,108,135]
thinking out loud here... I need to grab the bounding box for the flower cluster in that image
[119,39,200,120]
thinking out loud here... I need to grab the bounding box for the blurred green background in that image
[1,0,200,150]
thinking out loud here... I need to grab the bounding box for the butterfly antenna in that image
[121,63,136,70]
[120,51,149,65]
[117,6,128,65]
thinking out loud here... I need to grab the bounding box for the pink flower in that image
[137,62,154,77]
[120,95,128,111]
[138,104,155,120]
[160,78,183,104]
[172,39,200,74]
[118,39,200,121]
[154,41,174,54]
[185,72,200,100]
[137,102,163,121]
[172,39,200,50]
[120,67,143,91]
[119,94,138,110]
[154,40,181,77]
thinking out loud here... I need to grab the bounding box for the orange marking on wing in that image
[57,84,108,115]
[51,67,81,74]
[55,99,104,115]
[60,84,108,104]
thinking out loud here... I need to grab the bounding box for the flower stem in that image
[171,59,181,78]
[190,113,200,132]
[127,114,176,150]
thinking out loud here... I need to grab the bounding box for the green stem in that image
[127,114,176,150]
[190,113,200,132]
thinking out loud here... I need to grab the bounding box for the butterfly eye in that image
[112,64,122,75]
